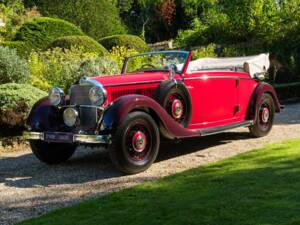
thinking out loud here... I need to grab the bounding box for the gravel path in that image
[1,103,300,225]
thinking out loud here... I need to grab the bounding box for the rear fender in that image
[102,94,200,139]
[247,82,281,121]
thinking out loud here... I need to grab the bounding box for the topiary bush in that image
[48,35,108,56]
[0,41,31,57]
[0,83,47,134]
[24,0,127,40]
[14,17,84,51]
[99,35,149,52]
[0,46,30,84]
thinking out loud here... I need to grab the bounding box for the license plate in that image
[44,132,74,143]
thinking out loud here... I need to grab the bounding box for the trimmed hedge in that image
[48,35,108,56]
[24,0,127,40]
[0,41,31,57]
[99,35,149,52]
[0,83,47,133]
[14,17,84,51]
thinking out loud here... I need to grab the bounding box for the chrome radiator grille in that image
[70,85,92,105]
[78,106,98,132]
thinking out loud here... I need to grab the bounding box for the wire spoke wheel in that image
[124,121,152,162]
[249,93,275,137]
[109,111,160,174]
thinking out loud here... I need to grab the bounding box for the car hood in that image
[91,71,171,87]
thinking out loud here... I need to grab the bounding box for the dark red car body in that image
[26,51,281,174]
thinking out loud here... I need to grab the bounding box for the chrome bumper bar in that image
[24,131,110,144]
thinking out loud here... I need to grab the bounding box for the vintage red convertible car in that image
[26,51,282,174]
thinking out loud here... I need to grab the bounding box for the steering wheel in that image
[141,63,156,69]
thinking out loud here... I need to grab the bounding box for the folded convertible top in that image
[187,53,270,78]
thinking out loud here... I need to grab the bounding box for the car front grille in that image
[69,85,101,133]
[70,85,92,105]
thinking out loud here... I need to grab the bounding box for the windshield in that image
[123,51,190,74]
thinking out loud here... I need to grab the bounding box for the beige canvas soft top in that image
[186,53,270,78]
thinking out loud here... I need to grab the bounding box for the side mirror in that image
[168,64,177,80]
[254,72,266,81]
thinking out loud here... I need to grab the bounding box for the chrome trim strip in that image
[103,76,254,87]
[185,76,240,81]
[104,80,164,87]
[201,120,254,137]
[24,132,110,144]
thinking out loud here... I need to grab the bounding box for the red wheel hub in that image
[132,131,147,153]
[171,99,183,119]
[261,107,270,123]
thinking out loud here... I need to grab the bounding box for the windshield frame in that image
[121,50,191,75]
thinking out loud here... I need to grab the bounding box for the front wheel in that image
[249,93,275,137]
[30,140,77,164]
[109,111,160,174]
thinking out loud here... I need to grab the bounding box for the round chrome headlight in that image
[63,108,78,127]
[49,87,64,106]
[89,86,107,106]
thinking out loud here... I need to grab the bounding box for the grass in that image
[18,139,300,225]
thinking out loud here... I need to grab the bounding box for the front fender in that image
[247,82,282,120]
[102,94,200,139]
[27,97,62,132]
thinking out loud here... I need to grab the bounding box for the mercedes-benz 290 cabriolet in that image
[25,51,282,174]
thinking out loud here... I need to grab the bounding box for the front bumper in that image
[24,131,111,144]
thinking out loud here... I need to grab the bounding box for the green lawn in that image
[18,139,300,225]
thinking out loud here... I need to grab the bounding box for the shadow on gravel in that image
[0,103,298,189]
[0,131,252,189]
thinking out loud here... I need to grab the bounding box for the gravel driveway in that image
[1,103,300,225]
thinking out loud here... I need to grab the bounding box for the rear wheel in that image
[249,93,275,137]
[30,140,76,164]
[109,111,160,174]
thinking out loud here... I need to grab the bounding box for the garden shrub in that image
[14,17,84,50]
[48,35,108,56]
[0,83,47,133]
[192,43,217,59]
[25,0,127,40]
[99,35,149,52]
[0,41,31,57]
[77,57,119,77]
[0,46,30,84]
[108,46,139,71]
[28,47,119,92]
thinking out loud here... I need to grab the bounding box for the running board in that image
[201,120,253,137]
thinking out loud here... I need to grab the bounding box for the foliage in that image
[99,34,149,52]
[0,46,29,84]
[77,57,119,77]
[48,35,108,56]
[17,139,300,225]
[192,43,217,59]
[179,0,279,45]
[14,17,84,51]
[25,0,127,40]
[157,0,176,27]
[108,46,138,71]
[0,40,30,56]
[0,0,24,41]
[0,83,46,131]
[28,47,119,91]
[119,0,188,42]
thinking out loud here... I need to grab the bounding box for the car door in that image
[184,71,239,129]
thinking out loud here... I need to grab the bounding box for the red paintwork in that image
[91,54,280,134]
